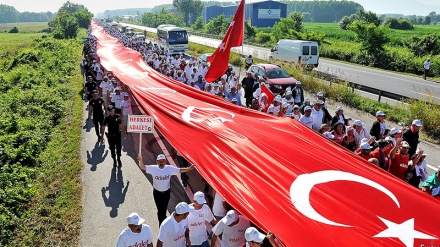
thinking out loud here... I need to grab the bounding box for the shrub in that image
[8,27,18,33]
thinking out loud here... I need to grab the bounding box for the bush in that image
[8,27,18,33]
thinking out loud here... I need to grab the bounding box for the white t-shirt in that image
[212,215,250,247]
[353,127,371,147]
[120,99,132,115]
[311,109,324,131]
[145,165,180,191]
[188,204,214,245]
[299,115,313,129]
[158,214,188,247]
[110,93,124,109]
[115,225,154,247]
[267,105,280,115]
[100,81,111,95]
[212,193,226,217]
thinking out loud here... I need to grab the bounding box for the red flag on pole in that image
[260,84,275,112]
[205,0,245,82]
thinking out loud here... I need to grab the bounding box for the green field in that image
[0,23,84,246]
[0,22,49,33]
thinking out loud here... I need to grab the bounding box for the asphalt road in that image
[121,23,440,102]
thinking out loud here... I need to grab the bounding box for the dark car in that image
[248,64,297,94]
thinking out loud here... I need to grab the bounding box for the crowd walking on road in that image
[81,21,440,247]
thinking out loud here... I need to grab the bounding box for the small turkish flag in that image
[205,0,245,82]
[260,84,274,113]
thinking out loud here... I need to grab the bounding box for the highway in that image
[121,22,440,102]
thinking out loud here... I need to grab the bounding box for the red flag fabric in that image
[205,0,245,82]
[92,23,440,247]
[260,84,275,112]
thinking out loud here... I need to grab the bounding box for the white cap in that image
[412,119,423,127]
[353,120,363,126]
[304,98,311,103]
[385,136,393,142]
[360,138,369,144]
[221,210,239,226]
[175,202,194,214]
[360,143,373,150]
[376,111,386,117]
[282,102,289,108]
[336,106,343,111]
[245,227,266,243]
[296,81,302,85]
[193,191,207,204]
[274,95,282,103]
[304,106,312,111]
[323,132,334,139]
[389,127,400,135]
[156,154,166,160]
[127,213,145,225]
[317,92,323,97]
[401,141,410,148]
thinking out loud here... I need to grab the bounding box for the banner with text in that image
[127,115,154,133]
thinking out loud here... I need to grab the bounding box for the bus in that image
[156,25,188,55]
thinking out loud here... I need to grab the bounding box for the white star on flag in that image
[373,217,437,247]
[219,42,225,51]
[229,21,235,27]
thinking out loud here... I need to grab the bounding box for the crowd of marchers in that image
[82,21,440,247]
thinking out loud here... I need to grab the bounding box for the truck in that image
[269,39,319,70]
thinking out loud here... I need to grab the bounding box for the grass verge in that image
[0,29,85,246]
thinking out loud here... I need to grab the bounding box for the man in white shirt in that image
[138,154,196,226]
[157,202,193,247]
[110,87,124,114]
[115,212,154,247]
[188,191,217,247]
[423,58,430,80]
[211,210,250,247]
[311,101,324,131]
[120,93,132,132]
[299,106,313,129]
[267,96,282,116]
[99,76,111,104]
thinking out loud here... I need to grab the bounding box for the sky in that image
[2,0,440,16]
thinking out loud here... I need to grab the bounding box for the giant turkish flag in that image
[92,23,440,247]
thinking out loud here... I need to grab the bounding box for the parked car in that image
[248,64,297,94]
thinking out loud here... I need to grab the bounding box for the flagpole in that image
[238,0,245,97]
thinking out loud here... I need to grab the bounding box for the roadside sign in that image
[127,115,154,133]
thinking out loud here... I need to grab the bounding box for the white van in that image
[270,39,319,69]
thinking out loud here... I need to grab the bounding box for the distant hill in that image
[96,8,152,18]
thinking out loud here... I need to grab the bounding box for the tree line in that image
[48,1,93,39]
[0,4,53,23]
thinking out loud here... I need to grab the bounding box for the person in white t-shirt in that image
[299,106,313,129]
[157,202,193,247]
[110,87,124,114]
[138,154,196,226]
[212,191,227,220]
[99,77,111,104]
[311,101,324,131]
[120,93,132,131]
[244,227,280,247]
[115,212,154,247]
[211,210,250,247]
[188,191,218,247]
